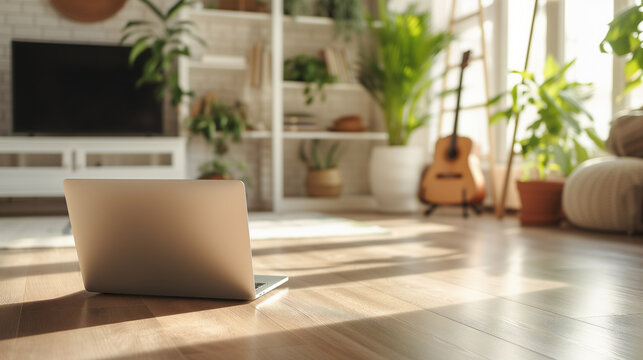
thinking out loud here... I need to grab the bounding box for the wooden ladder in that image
[437,0,498,214]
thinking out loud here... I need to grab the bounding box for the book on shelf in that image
[261,46,271,90]
[321,47,357,84]
[284,113,319,131]
[248,41,272,89]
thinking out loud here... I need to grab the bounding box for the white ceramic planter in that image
[369,145,424,213]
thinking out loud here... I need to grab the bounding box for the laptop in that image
[63,179,288,300]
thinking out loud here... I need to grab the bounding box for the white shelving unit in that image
[282,81,364,92]
[0,137,187,196]
[181,2,384,212]
[283,131,387,140]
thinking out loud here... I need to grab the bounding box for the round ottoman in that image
[562,157,643,234]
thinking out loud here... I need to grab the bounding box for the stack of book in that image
[321,47,357,84]
[248,42,271,89]
[283,113,319,132]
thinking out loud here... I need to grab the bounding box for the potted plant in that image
[315,0,364,40]
[284,54,337,105]
[488,56,605,225]
[121,0,204,106]
[600,3,643,96]
[185,100,248,180]
[284,0,363,40]
[298,140,343,197]
[358,1,451,212]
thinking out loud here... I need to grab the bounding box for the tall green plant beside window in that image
[121,0,205,106]
[488,56,605,180]
[358,1,451,146]
[600,3,643,96]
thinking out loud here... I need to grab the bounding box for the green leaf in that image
[552,144,572,177]
[312,140,323,170]
[544,55,560,79]
[622,76,642,97]
[326,142,340,168]
[572,138,589,165]
[486,93,504,107]
[625,56,641,79]
[166,0,189,20]
[140,0,166,20]
[129,37,150,65]
[489,109,508,124]
[585,127,606,150]
[298,141,309,167]
[123,20,153,30]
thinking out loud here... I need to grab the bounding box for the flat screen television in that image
[12,40,163,135]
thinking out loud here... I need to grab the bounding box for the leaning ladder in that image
[436,0,498,214]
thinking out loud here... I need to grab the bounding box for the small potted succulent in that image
[185,100,247,180]
[298,140,343,197]
[488,56,604,225]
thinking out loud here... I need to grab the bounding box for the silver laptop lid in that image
[64,179,256,300]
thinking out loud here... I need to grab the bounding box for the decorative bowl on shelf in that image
[328,115,367,132]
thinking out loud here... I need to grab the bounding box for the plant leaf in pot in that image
[185,100,249,181]
[358,0,451,212]
[284,54,337,105]
[488,55,605,225]
[299,140,343,197]
[121,0,205,107]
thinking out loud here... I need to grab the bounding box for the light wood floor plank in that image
[0,213,641,359]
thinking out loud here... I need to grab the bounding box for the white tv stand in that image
[0,137,186,196]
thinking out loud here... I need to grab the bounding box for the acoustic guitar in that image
[419,50,485,212]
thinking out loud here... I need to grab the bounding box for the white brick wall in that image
[0,0,384,208]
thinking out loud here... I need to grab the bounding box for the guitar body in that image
[420,135,486,205]
[419,50,485,211]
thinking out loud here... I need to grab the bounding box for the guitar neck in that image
[450,51,469,151]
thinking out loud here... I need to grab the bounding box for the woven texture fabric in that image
[606,112,643,158]
[562,157,643,233]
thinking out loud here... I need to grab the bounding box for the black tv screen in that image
[12,41,163,135]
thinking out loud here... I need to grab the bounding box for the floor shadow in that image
[251,234,445,257]
[0,291,244,340]
[95,287,642,360]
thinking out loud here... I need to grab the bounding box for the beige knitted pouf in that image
[562,157,643,234]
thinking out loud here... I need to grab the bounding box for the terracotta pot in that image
[306,168,342,197]
[200,174,228,180]
[517,180,565,226]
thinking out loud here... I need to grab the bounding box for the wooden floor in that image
[0,212,642,359]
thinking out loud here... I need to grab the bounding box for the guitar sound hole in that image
[446,149,459,160]
[437,173,463,179]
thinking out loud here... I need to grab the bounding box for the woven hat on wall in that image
[51,0,128,23]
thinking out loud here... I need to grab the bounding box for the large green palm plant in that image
[358,1,450,146]
[121,0,204,106]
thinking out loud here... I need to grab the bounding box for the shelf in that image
[190,8,270,21]
[189,9,334,26]
[285,15,334,26]
[190,56,246,71]
[283,81,364,92]
[244,130,271,139]
[283,131,386,140]
[281,195,377,211]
